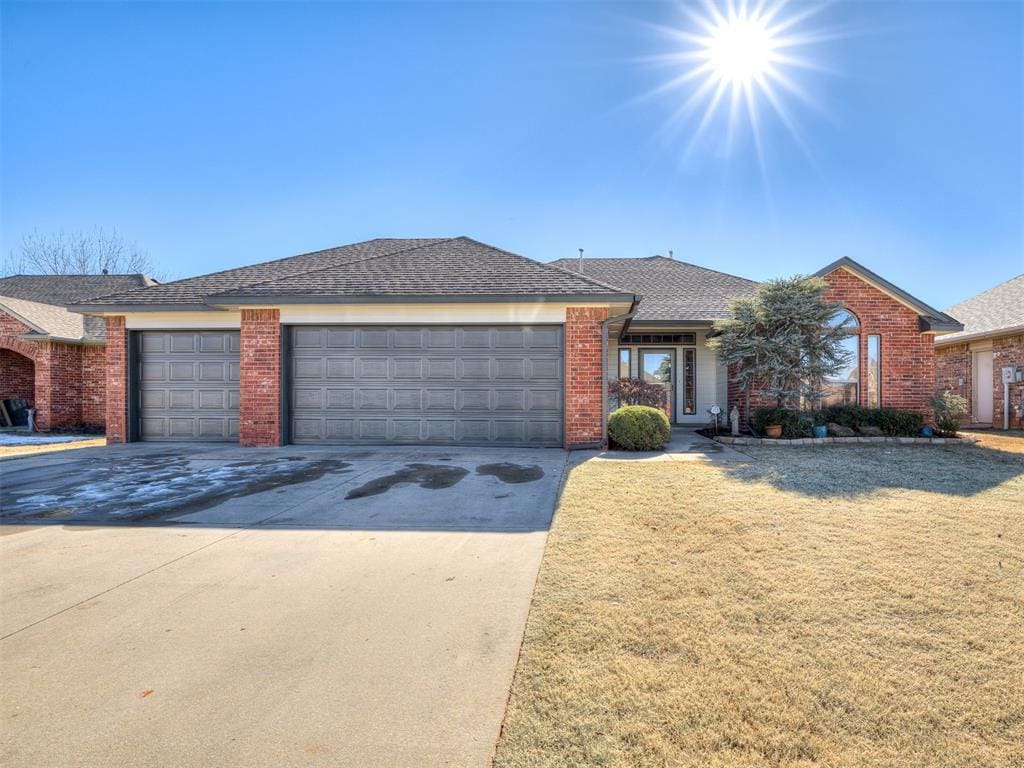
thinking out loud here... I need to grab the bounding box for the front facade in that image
[72,238,959,448]
[555,255,961,423]
[74,239,634,449]
[935,275,1024,430]
[0,274,153,430]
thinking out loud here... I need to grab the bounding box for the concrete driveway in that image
[0,442,565,768]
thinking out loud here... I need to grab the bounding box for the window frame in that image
[821,308,861,408]
[866,334,881,408]
[618,347,632,380]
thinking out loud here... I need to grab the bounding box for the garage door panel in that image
[137,331,240,442]
[288,325,564,446]
[326,359,354,379]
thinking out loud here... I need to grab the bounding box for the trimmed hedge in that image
[753,404,924,438]
[608,405,672,451]
[813,405,924,436]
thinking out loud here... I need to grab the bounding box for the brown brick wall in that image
[0,347,35,403]
[34,341,84,430]
[565,306,608,448]
[936,334,1024,429]
[240,308,282,447]
[726,268,938,422]
[994,334,1024,429]
[935,342,970,413]
[105,316,128,443]
[1,308,108,431]
[823,268,936,416]
[80,341,107,428]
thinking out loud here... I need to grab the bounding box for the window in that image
[621,333,696,345]
[618,348,631,379]
[866,335,881,408]
[821,310,860,407]
[682,349,696,415]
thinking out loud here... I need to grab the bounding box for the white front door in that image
[974,350,994,424]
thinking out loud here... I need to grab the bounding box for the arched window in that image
[822,310,860,407]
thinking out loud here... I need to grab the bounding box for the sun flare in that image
[706,14,776,85]
[640,0,833,164]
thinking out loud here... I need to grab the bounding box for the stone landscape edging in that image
[713,434,976,447]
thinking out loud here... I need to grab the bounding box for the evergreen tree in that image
[708,276,855,424]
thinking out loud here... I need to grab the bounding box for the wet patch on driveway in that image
[345,463,470,500]
[475,463,545,484]
[0,456,352,524]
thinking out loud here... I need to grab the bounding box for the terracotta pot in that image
[765,424,783,439]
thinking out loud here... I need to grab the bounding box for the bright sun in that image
[640,0,831,163]
[706,15,776,85]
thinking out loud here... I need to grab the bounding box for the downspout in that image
[600,305,638,448]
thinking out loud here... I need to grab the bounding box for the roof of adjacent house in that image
[935,273,1024,345]
[0,274,154,305]
[814,257,963,334]
[0,295,90,342]
[549,256,758,323]
[72,237,633,309]
[0,273,154,342]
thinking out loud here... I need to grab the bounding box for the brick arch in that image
[0,337,40,362]
[0,342,37,407]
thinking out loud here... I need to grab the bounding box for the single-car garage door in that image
[288,325,564,446]
[137,331,240,441]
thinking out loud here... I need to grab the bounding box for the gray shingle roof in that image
[937,274,1024,344]
[74,237,631,307]
[549,256,758,322]
[0,274,153,305]
[0,296,88,341]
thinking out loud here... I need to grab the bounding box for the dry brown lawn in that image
[493,443,1024,768]
[963,430,1024,454]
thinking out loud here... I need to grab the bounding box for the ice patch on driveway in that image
[0,455,352,523]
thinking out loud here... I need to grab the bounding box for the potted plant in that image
[764,423,783,439]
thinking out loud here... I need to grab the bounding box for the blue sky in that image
[2,1,1021,308]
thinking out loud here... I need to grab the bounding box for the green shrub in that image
[928,389,967,436]
[608,406,671,451]
[752,407,811,439]
[815,404,923,436]
[756,404,924,438]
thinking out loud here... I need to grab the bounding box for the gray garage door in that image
[288,325,564,446]
[137,331,240,441]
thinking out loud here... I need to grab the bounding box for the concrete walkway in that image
[583,428,751,464]
[0,442,565,768]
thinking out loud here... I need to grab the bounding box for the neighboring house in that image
[935,274,1024,430]
[69,238,961,448]
[0,274,155,430]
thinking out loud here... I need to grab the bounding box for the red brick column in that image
[240,308,282,447]
[565,306,608,449]
[105,316,129,443]
[34,342,84,430]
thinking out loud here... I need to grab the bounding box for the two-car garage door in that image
[288,325,565,446]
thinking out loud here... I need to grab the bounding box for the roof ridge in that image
[206,238,457,297]
[456,238,635,295]
[551,255,757,285]
[0,273,149,278]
